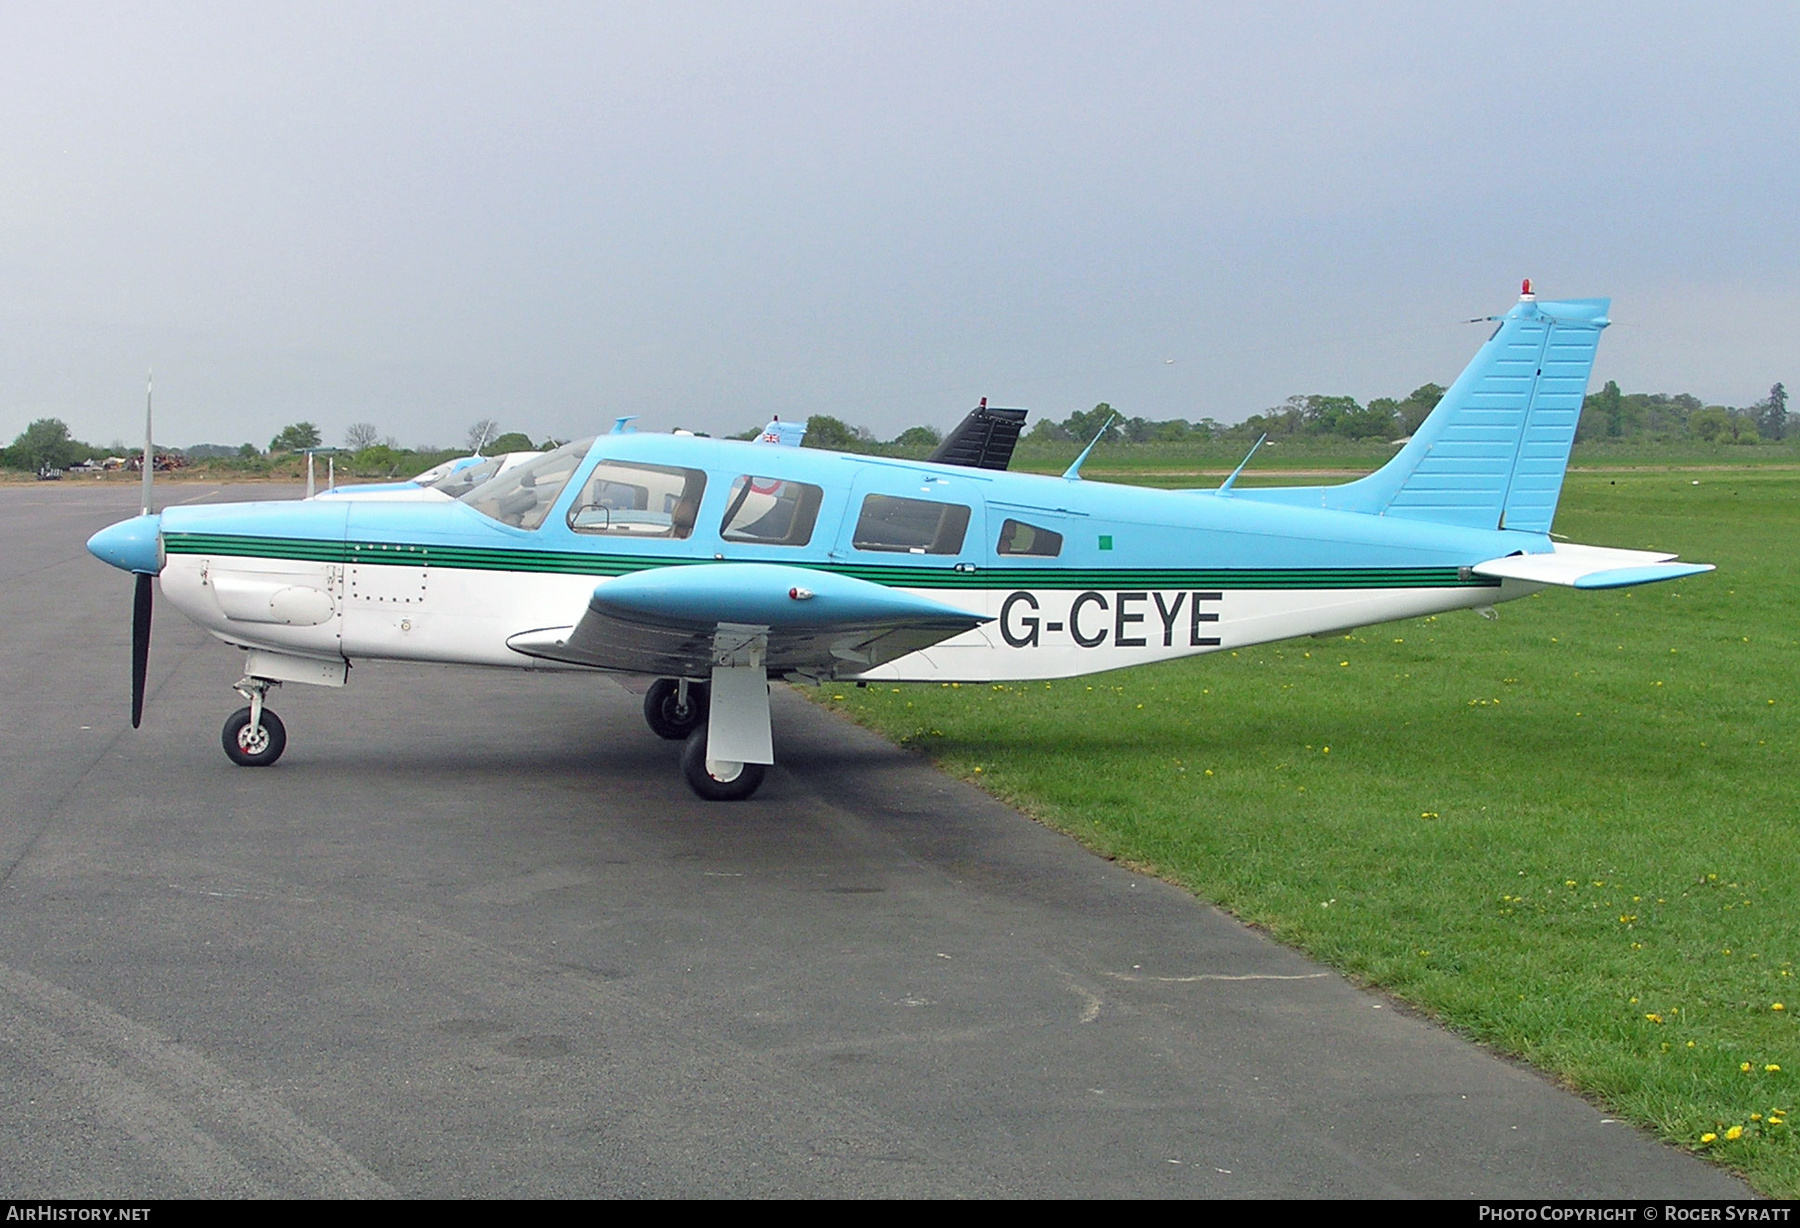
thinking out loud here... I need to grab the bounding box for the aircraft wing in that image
[1472,543,1714,590]
[506,563,989,678]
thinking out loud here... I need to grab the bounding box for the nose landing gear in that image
[222,676,286,767]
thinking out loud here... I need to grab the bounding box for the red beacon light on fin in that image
[1520,278,1535,300]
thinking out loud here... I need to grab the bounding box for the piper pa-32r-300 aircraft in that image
[89,284,1712,800]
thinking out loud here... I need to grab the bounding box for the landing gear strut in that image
[222,676,286,767]
[644,677,708,740]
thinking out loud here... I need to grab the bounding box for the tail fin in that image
[756,417,808,447]
[1246,287,1610,532]
[1360,287,1609,530]
[928,400,1029,471]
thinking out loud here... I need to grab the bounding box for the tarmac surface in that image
[0,482,1754,1198]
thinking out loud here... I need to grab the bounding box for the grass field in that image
[818,465,1800,1195]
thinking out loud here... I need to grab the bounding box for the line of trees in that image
[6,385,1790,477]
[785,379,1788,452]
[1578,381,1787,444]
[1,416,558,478]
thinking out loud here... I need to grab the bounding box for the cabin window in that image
[568,461,708,538]
[719,476,824,546]
[460,438,592,530]
[996,518,1063,557]
[852,494,971,555]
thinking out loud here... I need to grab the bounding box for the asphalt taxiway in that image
[0,483,1752,1197]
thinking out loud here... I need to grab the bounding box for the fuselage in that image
[151,433,1544,684]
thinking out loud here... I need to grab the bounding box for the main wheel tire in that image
[679,726,765,801]
[222,706,287,767]
[644,678,708,740]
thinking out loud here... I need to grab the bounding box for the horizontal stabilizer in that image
[507,563,988,678]
[1472,543,1714,590]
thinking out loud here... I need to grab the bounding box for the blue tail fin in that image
[1238,288,1610,533]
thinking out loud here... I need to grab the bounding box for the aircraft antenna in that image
[1217,434,1267,495]
[1061,412,1118,481]
[142,370,154,516]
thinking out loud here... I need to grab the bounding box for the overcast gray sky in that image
[3,2,1794,449]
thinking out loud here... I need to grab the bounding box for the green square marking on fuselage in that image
[1098,535,1113,551]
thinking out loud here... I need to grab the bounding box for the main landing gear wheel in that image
[644,678,709,740]
[222,706,287,767]
[679,726,765,801]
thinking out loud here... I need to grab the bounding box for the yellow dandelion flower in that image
[1743,1062,1753,1073]
[1769,1065,1783,1073]
[1645,1013,1663,1024]
[1774,1003,1786,1011]
[1701,1132,1717,1144]
[1726,1126,1744,1140]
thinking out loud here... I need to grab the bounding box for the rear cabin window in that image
[996,518,1063,557]
[719,476,824,546]
[567,461,707,538]
[853,494,971,555]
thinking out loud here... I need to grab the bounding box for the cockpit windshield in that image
[459,438,594,529]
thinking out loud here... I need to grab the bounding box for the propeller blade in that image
[131,572,152,728]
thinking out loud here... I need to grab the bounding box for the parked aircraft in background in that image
[317,451,544,503]
[88,285,1710,799]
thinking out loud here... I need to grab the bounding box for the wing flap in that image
[1472,543,1714,590]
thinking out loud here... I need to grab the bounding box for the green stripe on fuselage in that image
[163,532,1500,591]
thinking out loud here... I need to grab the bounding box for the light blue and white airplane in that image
[88,285,1711,799]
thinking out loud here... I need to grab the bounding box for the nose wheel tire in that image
[680,727,765,801]
[644,678,709,740]
[222,706,287,767]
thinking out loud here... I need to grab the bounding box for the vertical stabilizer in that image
[1320,289,1609,532]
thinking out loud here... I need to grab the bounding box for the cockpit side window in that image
[852,494,971,554]
[568,461,708,538]
[720,476,824,546]
[460,438,593,530]
[996,518,1063,557]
